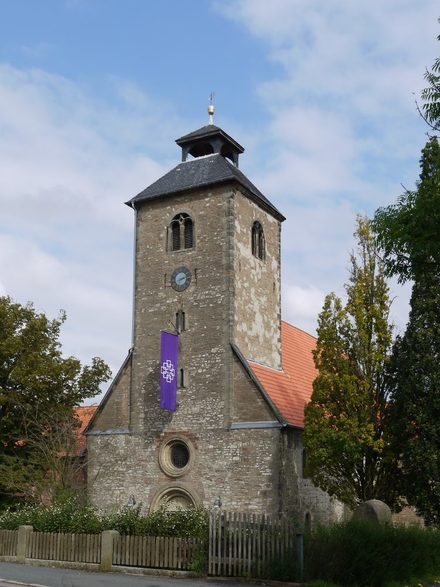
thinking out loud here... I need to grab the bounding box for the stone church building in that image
[85,118,344,526]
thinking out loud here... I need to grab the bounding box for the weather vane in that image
[208,91,215,125]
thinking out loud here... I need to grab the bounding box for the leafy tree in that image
[0,409,89,504]
[373,138,440,524]
[373,137,440,283]
[0,296,111,503]
[419,21,440,131]
[303,217,400,509]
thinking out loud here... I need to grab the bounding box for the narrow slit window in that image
[179,368,185,388]
[176,310,186,333]
[252,224,258,257]
[251,221,265,260]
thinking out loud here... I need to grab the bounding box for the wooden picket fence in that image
[209,511,302,579]
[0,530,18,556]
[113,535,200,570]
[0,513,303,579]
[27,531,101,563]
[0,527,198,571]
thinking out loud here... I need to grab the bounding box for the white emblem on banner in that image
[161,359,176,383]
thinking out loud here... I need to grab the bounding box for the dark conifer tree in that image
[373,137,440,524]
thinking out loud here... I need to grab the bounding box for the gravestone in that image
[353,499,392,524]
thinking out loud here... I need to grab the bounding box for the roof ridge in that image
[281,320,317,341]
[176,124,222,141]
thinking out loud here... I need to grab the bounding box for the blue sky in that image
[0,1,439,393]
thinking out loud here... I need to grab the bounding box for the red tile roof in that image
[74,406,97,454]
[249,321,317,428]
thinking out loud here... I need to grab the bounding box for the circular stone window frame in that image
[158,435,195,478]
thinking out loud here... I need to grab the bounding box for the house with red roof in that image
[74,406,97,456]
[85,118,346,526]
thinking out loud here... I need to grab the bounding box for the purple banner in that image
[160,330,179,411]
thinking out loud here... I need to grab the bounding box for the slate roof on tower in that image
[126,154,285,220]
[126,122,285,221]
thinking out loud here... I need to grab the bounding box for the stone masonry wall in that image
[87,419,282,514]
[231,354,274,422]
[87,182,285,514]
[130,186,232,435]
[88,423,347,522]
[87,176,347,524]
[91,353,131,431]
[278,429,348,527]
[233,191,282,370]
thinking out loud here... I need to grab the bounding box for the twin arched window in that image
[170,213,193,251]
[169,214,264,260]
[251,221,265,260]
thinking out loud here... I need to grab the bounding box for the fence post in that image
[100,530,119,571]
[17,525,33,563]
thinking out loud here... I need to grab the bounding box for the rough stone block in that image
[353,499,392,524]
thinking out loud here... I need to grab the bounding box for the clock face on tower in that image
[171,266,192,292]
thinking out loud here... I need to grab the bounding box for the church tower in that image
[86,109,303,514]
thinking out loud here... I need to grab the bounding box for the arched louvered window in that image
[184,217,193,249]
[171,220,180,251]
[251,221,265,260]
[169,213,194,251]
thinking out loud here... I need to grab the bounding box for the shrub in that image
[100,504,208,539]
[0,499,208,539]
[0,498,102,533]
[265,554,299,582]
[305,520,440,587]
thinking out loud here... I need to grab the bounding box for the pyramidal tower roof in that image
[126,117,285,222]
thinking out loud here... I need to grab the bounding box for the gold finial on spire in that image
[208,91,215,125]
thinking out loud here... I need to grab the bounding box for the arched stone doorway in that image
[150,484,200,512]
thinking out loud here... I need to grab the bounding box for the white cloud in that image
[217,1,438,332]
[256,107,366,202]
[283,283,327,335]
[1,1,433,401]
[0,65,183,388]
